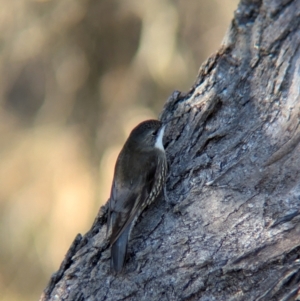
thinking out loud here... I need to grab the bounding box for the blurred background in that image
[0,0,238,300]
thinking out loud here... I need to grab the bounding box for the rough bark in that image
[40,0,300,300]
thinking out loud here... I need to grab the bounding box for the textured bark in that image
[40,0,300,300]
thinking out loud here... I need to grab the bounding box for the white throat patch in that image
[154,125,165,151]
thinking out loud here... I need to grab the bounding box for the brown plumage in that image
[107,120,167,273]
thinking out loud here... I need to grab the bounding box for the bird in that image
[107,119,167,273]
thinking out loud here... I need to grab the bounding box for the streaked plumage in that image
[107,120,167,273]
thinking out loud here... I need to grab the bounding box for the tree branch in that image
[40,1,300,300]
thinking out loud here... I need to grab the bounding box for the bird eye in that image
[152,130,158,136]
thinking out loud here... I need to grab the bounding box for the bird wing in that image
[108,155,158,245]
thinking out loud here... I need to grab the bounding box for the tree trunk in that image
[40,0,300,300]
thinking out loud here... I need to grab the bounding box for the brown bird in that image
[107,119,167,273]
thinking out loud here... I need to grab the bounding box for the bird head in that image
[125,120,165,153]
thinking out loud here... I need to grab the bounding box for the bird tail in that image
[111,224,131,273]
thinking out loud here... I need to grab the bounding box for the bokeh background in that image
[0,0,238,300]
